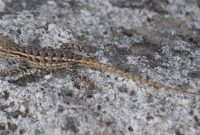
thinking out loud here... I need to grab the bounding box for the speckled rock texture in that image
[0,0,200,135]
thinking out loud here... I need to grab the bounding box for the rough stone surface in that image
[0,0,200,135]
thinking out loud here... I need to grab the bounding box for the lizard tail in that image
[77,59,199,96]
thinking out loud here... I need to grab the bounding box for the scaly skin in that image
[0,35,199,96]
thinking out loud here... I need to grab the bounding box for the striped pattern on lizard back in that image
[0,35,199,96]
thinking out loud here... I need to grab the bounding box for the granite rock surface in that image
[0,0,200,135]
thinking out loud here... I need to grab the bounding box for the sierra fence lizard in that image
[0,35,199,96]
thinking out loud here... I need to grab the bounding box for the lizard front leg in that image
[0,58,27,77]
[0,57,46,85]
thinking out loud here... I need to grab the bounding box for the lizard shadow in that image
[7,69,49,86]
[7,68,71,86]
[7,67,97,99]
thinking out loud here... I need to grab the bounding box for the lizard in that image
[0,35,199,96]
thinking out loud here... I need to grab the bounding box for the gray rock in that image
[0,0,199,135]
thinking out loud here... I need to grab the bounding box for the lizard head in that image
[0,35,19,53]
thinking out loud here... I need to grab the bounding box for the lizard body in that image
[0,35,199,96]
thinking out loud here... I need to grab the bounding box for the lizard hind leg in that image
[72,74,96,98]
[60,41,97,54]
[60,42,83,52]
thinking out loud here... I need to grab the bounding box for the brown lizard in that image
[0,35,199,96]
